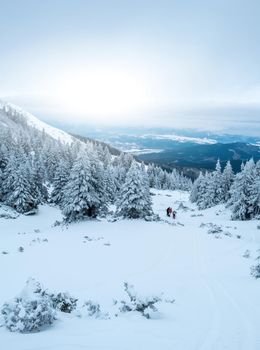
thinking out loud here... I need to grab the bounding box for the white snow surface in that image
[140,134,217,144]
[124,148,164,155]
[0,100,74,144]
[0,189,260,349]
[251,142,260,148]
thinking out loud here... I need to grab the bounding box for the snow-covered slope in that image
[0,190,260,349]
[0,100,73,144]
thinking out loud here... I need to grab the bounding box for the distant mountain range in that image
[68,127,260,178]
[138,142,260,178]
[2,104,259,179]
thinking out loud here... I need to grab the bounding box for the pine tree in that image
[116,162,153,219]
[147,164,156,187]
[211,159,224,205]
[30,156,48,204]
[100,146,112,169]
[157,168,165,189]
[62,150,101,221]
[193,160,224,209]
[87,145,107,212]
[222,161,234,201]
[196,172,213,209]
[248,160,260,218]
[103,165,117,203]
[228,159,256,220]
[0,168,3,201]
[0,144,8,171]
[190,172,203,203]
[51,159,71,207]
[2,153,18,202]
[5,160,38,213]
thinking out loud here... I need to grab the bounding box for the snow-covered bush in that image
[0,279,82,332]
[251,264,260,279]
[250,252,260,278]
[80,300,109,319]
[243,250,250,258]
[176,202,191,212]
[1,279,56,333]
[116,282,162,319]
[47,291,77,313]
[207,224,223,235]
[0,205,18,220]
[144,213,160,222]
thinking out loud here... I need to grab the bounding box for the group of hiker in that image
[166,207,177,219]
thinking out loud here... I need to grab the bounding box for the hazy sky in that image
[0,0,260,133]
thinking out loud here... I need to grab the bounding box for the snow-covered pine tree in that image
[147,163,156,188]
[5,158,38,213]
[139,162,152,198]
[193,160,224,209]
[181,173,192,191]
[248,160,260,218]
[62,150,101,221]
[169,169,178,190]
[1,152,18,202]
[210,159,224,206]
[190,172,203,203]
[41,141,61,183]
[116,162,153,219]
[157,168,166,189]
[86,144,107,212]
[222,161,234,202]
[103,165,117,203]
[164,171,173,190]
[170,168,192,191]
[0,168,3,201]
[30,156,48,204]
[51,159,71,207]
[0,143,8,171]
[228,159,256,220]
[196,172,213,209]
[99,145,112,169]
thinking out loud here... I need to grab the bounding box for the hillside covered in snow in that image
[0,101,191,216]
[0,189,260,349]
[0,101,260,350]
[0,101,74,144]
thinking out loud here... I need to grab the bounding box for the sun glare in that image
[50,68,151,121]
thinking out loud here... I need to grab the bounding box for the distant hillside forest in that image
[138,142,260,179]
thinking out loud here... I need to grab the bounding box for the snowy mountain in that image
[0,100,74,144]
[0,100,191,216]
[0,101,122,156]
[0,101,260,349]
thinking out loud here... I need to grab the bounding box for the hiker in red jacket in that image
[166,207,172,217]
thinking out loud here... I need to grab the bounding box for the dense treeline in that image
[190,159,260,220]
[0,105,191,221]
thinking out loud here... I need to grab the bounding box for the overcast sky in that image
[0,0,260,134]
